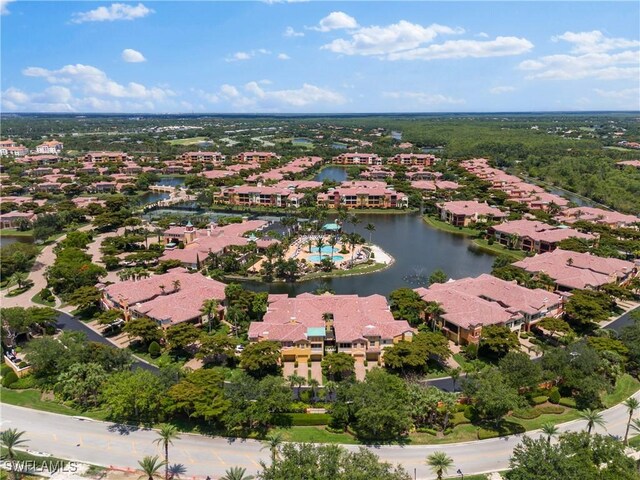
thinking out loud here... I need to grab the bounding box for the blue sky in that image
[1,1,639,113]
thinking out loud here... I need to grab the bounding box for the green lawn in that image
[422,215,481,237]
[272,426,359,444]
[165,136,209,145]
[508,408,581,430]
[31,291,56,307]
[0,229,34,237]
[471,238,527,260]
[601,374,640,408]
[0,387,109,420]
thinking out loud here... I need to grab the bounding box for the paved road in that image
[2,390,638,480]
[56,311,157,373]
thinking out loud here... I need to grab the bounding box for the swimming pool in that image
[310,246,339,254]
[308,254,344,263]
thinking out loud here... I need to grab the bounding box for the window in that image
[339,343,351,349]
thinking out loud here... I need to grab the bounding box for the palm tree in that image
[305,238,314,253]
[365,222,376,243]
[10,272,27,290]
[287,374,306,400]
[0,429,29,480]
[623,397,639,445]
[327,235,338,262]
[448,367,461,391]
[323,380,337,401]
[200,299,219,333]
[308,378,320,401]
[220,466,254,480]
[426,451,453,480]
[578,408,605,434]
[138,455,166,480]
[631,418,640,436]
[153,424,180,480]
[261,432,284,463]
[315,237,325,257]
[541,422,559,443]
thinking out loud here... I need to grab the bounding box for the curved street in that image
[2,389,638,480]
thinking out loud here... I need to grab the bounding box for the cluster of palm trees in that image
[117,267,151,282]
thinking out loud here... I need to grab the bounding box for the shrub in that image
[325,425,346,434]
[10,375,37,389]
[148,341,161,358]
[2,371,18,387]
[455,403,467,413]
[300,391,312,403]
[463,405,475,420]
[477,428,499,440]
[463,342,478,359]
[289,401,309,413]
[487,238,495,245]
[283,413,331,426]
[549,388,561,404]
[531,395,549,406]
[416,427,438,435]
[559,397,576,408]
[452,411,471,426]
[18,362,28,368]
[537,405,564,415]
[1,364,12,376]
[512,408,541,420]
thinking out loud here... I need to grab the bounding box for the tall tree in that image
[578,408,605,434]
[153,424,181,480]
[622,397,639,445]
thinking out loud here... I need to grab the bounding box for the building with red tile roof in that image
[414,273,564,344]
[318,181,409,209]
[411,180,460,192]
[512,249,638,291]
[332,152,382,165]
[235,151,280,163]
[437,201,507,226]
[248,293,413,362]
[489,219,597,253]
[161,219,278,268]
[388,153,439,166]
[84,151,131,163]
[616,160,640,169]
[36,140,64,154]
[101,268,226,329]
[180,151,225,164]
[555,207,639,229]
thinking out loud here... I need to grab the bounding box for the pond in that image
[156,176,185,187]
[314,166,348,183]
[239,212,496,297]
[0,235,34,248]
[134,192,170,206]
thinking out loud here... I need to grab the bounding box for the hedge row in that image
[283,413,331,426]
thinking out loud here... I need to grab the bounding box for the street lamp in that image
[457,469,464,480]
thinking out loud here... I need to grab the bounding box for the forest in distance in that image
[2,112,640,214]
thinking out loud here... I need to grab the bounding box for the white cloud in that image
[225,49,272,62]
[489,86,516,94]
[594,87,640,100]
[519,50,639,80]
[476,32,489,38]
[322,21,463,56]
[71,3,153,24]
[284,26,304,38]
[519,31,640,81]
[277,53,291,60]
[553,30,640,54]
[311,11,358,32]
[201,81,346,111]
[4,63,176,112]
[122,48,146,63]
[1,0,15,15]
[383,91,465,105]
[387,36,534,61]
